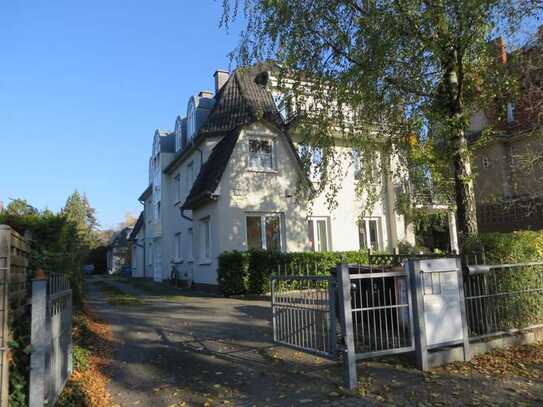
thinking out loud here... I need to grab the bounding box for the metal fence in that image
[271,274,337,358]
[0,226,30,407]
[464,261,543,340]
[30,273,73,407]
[347,265,415,358]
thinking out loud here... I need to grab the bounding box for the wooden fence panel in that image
[0,225,30,407]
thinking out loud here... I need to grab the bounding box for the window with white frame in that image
[246,213,282,251]
[308,217,330,252]
[248,138,275,171]
[187,227,193,261]
[174,232,182,261]
[358,218,381,251]
[200,218,211,262]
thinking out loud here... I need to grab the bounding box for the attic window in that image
[248,138,274,171]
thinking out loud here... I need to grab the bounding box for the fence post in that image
[455,257,471,361]
[29,275,48,407]
[336,263,357,390]
[0,227,10,407]
[407,259,429,371]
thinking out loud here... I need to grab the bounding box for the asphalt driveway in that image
[85,276,543,407]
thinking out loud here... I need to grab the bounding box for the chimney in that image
[214,69,230,94]
[495,36,507,64]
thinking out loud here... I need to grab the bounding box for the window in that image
[174,233,182,261]
[147,243,153,265]
[248,138,274,171]
[481,155,490,169]
[174,174,181,203]
[200,218,211,262]
[506,102,515,123]
[246,213,282,251]
[358,218,381,251]
[187,228,193,261]
[352,150,379,181]
[272,92,292,120]
[308,217,330,252]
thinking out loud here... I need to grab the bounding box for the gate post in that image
[29,274,48,407]
[336,263,357,390]
[407,259,429,371]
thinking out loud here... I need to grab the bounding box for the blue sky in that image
[0,1,242,229]
[0,2,540,229]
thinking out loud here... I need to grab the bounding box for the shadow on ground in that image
[86,275,543,407]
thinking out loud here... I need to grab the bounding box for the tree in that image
[62,190,100,248]
[221,0,542,242]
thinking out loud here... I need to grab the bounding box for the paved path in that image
[85,277,362,406]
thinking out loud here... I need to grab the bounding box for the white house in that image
[135,64,458,288]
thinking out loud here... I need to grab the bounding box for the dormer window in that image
[187,100,196,141]
[248,138,275,171]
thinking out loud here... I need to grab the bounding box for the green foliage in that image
[8,311,31,407]
[218,249,368,296]
[463,230,543,263]
[73,345,91,372]
[222,0,541,237]
[464,230,543,332]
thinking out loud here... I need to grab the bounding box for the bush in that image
[463,230,543,263]
[463,230,543,332]
[218,250,368,296]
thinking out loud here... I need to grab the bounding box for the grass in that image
[97,281,143,305]
[124,278,193,301]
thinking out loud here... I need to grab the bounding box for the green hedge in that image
[463,230,543,332]
[463,230,543,263]
[218,250,368,296]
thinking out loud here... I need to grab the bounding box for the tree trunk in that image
[452,124,478,243]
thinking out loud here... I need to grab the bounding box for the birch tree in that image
[221,0,542,242]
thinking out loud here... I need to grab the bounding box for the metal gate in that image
[346,265,415,359]
[271,274,337,358]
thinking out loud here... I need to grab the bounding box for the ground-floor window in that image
[200,218,211,262]
[358,217,381,251]
[308,217,330,252]
[246,213,282,251]
[174,232,182,261]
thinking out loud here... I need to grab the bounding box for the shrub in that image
[463,230,543,263]
[463,230,543,332]
[217,251,250,296]
[218,250,369,296]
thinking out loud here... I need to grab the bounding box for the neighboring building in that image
[106,226,133,274]
[469,28,543,232]
[137,64,459,288]
[128,212,145,278]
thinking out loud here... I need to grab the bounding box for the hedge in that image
[218,250,368,296]
[462,230,543,263]
[463,230,543,332]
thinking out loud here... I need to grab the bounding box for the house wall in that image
[179,122,411,286]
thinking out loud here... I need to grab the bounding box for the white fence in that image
[30,273,73,407]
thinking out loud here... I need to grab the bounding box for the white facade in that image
[137,67,418,286]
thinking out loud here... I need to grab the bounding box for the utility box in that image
[409,257,470,370]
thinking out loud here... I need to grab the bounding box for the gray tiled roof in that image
[182,64,310,210]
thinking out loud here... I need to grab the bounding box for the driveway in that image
[85,276,543,407]
[85,277,361,406]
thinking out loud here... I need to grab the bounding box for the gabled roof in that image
[128,212,144,240]
[179,63,313,210]
[108,227,133,249]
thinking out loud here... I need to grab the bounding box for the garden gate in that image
[270,262,417,388]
